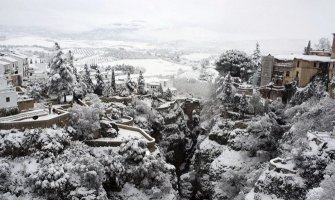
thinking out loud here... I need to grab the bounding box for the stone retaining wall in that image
[17,98,35,111]
[85,123,156,150]
[101,96,132,104]
[0,109,70,130]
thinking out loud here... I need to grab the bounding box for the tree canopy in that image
[215,50,254,81]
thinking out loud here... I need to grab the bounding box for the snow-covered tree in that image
[306,161,335,200]
[83,64,94,93]
[111,69,116,92]
[217,73,234,108]
[119,87,130,97]
[315,37,331,50]
[118,139,147,163]
[26,82,43,100]
[165,88,173,101]
[304,40,312,55]
[48,42,76,103]
[249,91,264,115]
[252,42,261,86]
[124,72,136,94]
[137,71,146,95]
[69,104,103,140]
[102,84,113,97]
[94,69,104,96]
[239,94,248,119]
[158,83,164,97]
[67,50,87,99]
[215,50,254,81]
[252,42,261,67]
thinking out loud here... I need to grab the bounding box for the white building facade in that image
[0,76,18,109]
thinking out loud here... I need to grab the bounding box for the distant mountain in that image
[0,23,307,55]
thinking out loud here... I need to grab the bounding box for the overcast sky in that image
[0,0,334,43]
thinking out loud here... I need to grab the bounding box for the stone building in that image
[260,33,335,88]
[260,55,296,86]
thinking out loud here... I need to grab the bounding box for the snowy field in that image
[180,52,212,61]
[0,36,212,82]
[100,58,193,76]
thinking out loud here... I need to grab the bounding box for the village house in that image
[260,55,296,87]
[261,34,335,88]
[0,52,30,86]
[146,78,176,95]
[26,62,49,82]
[0,56,18,75]
[309,50,331,57]
[260,33,335,101]
[0,60,11,75]
[0,76,18,109]
[7,53,29,78]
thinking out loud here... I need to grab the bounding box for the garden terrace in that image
[0,108,70,130]
[85,123,156,150]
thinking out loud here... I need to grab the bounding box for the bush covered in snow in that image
[290,76,328,106]
[118,139,147,163]
[0,106,19,117]
[254,170,306,200]
[69,104,103,140]
[30,162,71,198]
[306,161,335,200]
[0,128,70,157]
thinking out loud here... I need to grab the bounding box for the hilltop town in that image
[0,32,334,199]
[1,0,335,191]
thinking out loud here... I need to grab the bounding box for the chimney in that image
[332,33,335,59]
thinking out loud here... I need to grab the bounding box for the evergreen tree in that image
[165,88,173,101]
[239,94,248,119]
[126,72,136,93]
[249,91,264,115]
[252,42,261,67]
[217,73,233,108]
[111,69,116,92]
[215,50,254,81]
[304,40,312,55]
[94,69,104,96]
[102,84,113,97]
[48,42,76,103]
[158,83,164,97]
[83,64,94,93]
[137,71,146,95]
[66,50,87,99]
[252,42,262,87]
[67,50,80,83]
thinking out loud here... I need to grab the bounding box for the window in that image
[6,97,10,102]
[314,62,317,68]
[30,73,32,76]
[296,71,299,77]
[286,71,290,77]
[297,61,300,68]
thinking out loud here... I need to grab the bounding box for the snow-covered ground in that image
[180,52,212,61]
[100,58,193,76]
[94,128,146,142]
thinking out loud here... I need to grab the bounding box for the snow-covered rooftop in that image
[294,55,335,62]
[0,60,10,65]
[9,53,28,59]
[274,54,335,62]
[0,56,18,62]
